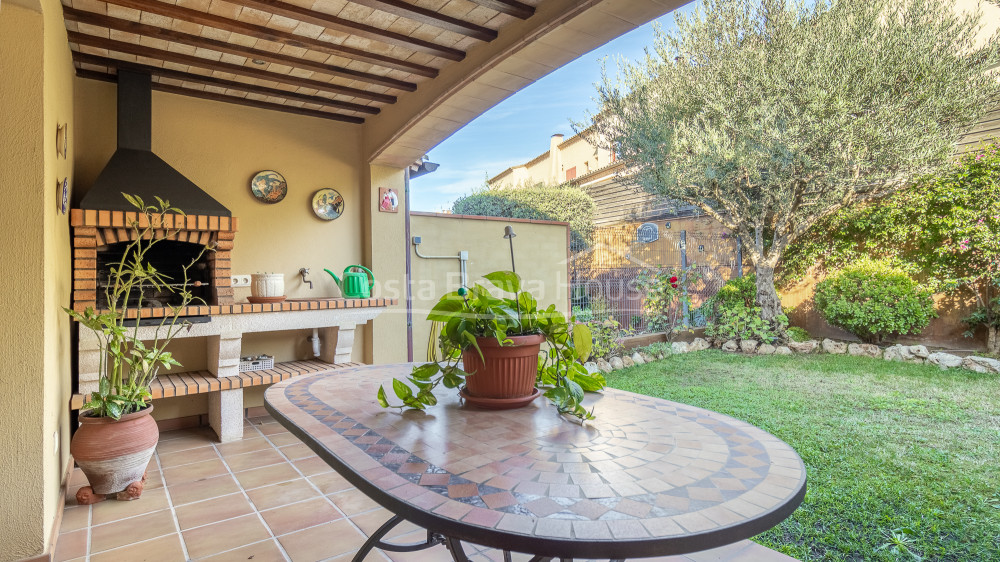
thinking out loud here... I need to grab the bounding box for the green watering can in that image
[325,266,375,299]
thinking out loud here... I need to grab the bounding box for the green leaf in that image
[442,369,465,389]
[572,323,592,362]
[410,363,440,381]
[483,271,521,293]
[107,401,123,420]
[376,386,389,408]
[427,297,466,322]
[566,379,585,404]
[392,379,413,400]
[573,370,606,392]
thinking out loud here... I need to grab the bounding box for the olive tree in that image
[590,0,1000,331]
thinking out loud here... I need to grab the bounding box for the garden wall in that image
[409,213,570,362]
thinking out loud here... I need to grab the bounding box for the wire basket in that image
[239,355,274,372]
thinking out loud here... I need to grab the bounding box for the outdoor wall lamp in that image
[503,226,517,273]
[503,225,522,324]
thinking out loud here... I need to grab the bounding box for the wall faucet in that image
[299,268,313,289]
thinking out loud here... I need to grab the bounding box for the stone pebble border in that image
[584,338,1000,375]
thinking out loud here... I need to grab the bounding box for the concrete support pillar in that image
[78,347,101,395]
[209,389,244,442]
[319,325,356,364]
[365,165,409,365]
[207,331,241,377]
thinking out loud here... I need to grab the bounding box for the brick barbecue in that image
[70,209,237,315]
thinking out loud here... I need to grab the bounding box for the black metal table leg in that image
[352,515,445,561]
[445,536,473,562]
[354,513,633,562]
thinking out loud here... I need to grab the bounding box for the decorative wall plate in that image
[59,177,69,214]
[250,170,287,203]
[312,188,344,221]
[56,123,68,159]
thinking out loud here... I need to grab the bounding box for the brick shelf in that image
[76,304,389,441]
[70,360,361,409]
[96,297,398,319]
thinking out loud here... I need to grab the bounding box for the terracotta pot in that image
[71,405,158,502]
[462,334,544,399]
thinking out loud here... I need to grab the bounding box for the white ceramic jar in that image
[250,273,285,298]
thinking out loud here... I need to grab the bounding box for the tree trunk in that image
[989,326,999,355]
[754,265,786,336]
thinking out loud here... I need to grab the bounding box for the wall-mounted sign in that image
[378,187,399,213]
[636,222,659,243]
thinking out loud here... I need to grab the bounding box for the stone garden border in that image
[585,337,1000,375]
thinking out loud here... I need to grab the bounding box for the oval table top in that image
[264,364,806,559]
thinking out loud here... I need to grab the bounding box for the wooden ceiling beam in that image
[465,0,535,19]
[77,68,365,123]
[98,0,438,78]
[67,31,397,104]
[227,0,465,61]
[64,7,416,92]
[346,0,497,41]
[72,51,380,115]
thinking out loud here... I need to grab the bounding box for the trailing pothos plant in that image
[377,271,605,421]
[66,194,209,420]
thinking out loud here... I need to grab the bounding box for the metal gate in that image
[569,223,745,333]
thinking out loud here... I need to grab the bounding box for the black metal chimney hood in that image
[80,70,231,217]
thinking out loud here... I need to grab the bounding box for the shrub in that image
[588,317,627,360]
[636,268,700,335]
[813,259,936,344]
[705,275,787,344]
[786,326,812,342]
[452,182,595,250]
[638,342,672,358]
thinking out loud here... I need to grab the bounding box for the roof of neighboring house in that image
[569,161,625,186]
[488,127,598,185]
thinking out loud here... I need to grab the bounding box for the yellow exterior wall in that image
[0,7,47,558]
[366,165,409,364]
[41,0,76,544]
[73,78,369,418]
[0,0,75,558]
[409,213,570,362]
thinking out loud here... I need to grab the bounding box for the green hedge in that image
[814,259,936,344]
[452,183,595,249]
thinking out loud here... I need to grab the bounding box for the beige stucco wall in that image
[366,165,410,365]
[0,0,75,558]
[42,0,76,546]
[409,213,570,362]
[72,78,369,417]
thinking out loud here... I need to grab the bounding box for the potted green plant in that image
[67,194,207,504]
[376,271,605,420]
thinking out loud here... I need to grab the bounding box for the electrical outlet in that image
[232,275,251,287]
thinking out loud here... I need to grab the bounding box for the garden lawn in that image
[606,351,1000,561]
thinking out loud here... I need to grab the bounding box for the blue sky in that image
[408,8,691,212]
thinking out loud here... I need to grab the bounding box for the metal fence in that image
[570,224,745,333]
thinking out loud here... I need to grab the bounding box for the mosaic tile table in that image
[264,364,806,561]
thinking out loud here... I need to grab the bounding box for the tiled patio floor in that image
[55,416,797,562]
